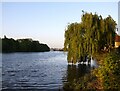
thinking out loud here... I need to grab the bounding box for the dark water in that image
[2,51,97,90]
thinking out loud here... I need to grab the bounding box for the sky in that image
[1,2,119,48]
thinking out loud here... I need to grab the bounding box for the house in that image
[115,34,120,48]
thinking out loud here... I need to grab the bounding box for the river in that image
[2,51,97,91]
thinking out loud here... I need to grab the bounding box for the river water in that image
[2,51,97,90]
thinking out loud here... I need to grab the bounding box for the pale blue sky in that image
[2,2,118,48]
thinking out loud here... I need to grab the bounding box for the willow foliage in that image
[64,12,116,64]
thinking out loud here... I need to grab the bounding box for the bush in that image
[95,51,120,90]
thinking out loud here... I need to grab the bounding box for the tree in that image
[2,37,50,52]
[64,12,116,64]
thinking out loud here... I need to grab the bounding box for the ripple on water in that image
[2,52,73,90]
[18,76,30,82]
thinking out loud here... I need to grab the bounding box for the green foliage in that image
[2,36,50,52]
[95,51,120,89]
[63,51,120,90]
[64,12,116,63]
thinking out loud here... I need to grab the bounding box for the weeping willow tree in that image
[64,12,116,64]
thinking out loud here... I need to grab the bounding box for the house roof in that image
[115,34,120,42]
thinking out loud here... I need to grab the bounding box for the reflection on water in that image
[66,64,91,82]
[63,59,97,84]
[62,59,98,90]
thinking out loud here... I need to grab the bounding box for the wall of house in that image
[115,42,120,48]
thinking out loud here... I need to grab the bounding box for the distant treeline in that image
[1,36,50,52]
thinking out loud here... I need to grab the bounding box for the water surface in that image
[2,51,97,90]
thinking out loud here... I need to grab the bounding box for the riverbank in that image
[93,49,120,90]
[63,48,120,90]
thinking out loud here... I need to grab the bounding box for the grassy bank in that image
[63,48,120,90]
